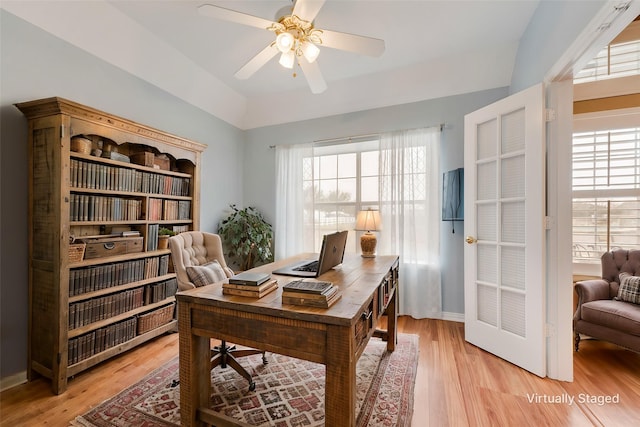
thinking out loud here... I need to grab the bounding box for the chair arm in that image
[574,279,609,322]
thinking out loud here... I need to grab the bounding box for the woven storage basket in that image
[137,303,175,335]
[68,243,86,263]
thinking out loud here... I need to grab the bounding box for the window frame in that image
[571,108,640,271]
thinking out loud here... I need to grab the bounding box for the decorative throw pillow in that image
[616,272,640,304]
[186,260,227,287]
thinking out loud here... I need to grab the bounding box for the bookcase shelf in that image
[68,297,176,338]
[16,97,206,394]
[69,273,177,303]
[66,319,177,377]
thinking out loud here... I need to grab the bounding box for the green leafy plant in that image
[218,204,274,271]
[158,227,176,236]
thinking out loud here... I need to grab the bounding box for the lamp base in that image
[360,232,377,258]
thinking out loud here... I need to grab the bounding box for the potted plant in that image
[218,204,274,271]
[157,227,176,249]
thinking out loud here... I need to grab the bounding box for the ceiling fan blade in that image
[298,56,327,94]
[198,4,278,30]
[234,44,278,80]
[319,29,385,57]
[292,0,326,22]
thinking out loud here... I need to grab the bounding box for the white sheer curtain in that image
[378,127,442,318]
[274,143,314,260]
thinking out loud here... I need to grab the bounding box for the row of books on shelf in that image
[146,278,179,305]
[68,278,178,330]
[70,158,191,196]
[281,280,342,308]
[68,302,175,366]
[68,317,137,366]
[70,194,142,222]
[69,255,170,296]
[69,286,144,330]
[147,199,191,221]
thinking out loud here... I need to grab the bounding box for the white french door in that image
[463,84,546,377]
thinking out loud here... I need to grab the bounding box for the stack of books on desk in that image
[282,280,342,308]
[222,272,278,298]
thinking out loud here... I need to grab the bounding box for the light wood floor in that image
[1,317,639,426]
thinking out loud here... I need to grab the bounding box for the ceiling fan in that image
[198,0,385,94]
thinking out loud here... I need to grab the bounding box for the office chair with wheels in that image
[169,231,267,390]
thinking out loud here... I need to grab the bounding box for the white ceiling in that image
[2,0,541,129]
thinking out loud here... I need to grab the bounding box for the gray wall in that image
[0,10,245,380]
[510,0,606,92]
[243,88,509,317]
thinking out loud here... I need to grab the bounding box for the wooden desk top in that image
[176,253,399,327]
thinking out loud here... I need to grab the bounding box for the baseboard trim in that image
[1,371,27,392]
[399,312,464,323]
[441,312,464,323]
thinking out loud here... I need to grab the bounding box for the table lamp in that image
[355,209,381,257]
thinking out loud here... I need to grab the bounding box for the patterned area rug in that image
[71,334,418,427]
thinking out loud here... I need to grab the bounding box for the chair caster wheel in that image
[262,355,268,365]
[249,381,256,391]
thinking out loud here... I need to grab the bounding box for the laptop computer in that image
[272,230,348,278]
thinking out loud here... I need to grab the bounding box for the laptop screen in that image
[316,230,348,275]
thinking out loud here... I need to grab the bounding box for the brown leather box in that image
[130,152,155,167]
[83,236,144,259]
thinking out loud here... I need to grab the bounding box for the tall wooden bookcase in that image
[16,97,206,394]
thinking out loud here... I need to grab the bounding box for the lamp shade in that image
[301,41,320,63]
[279,50,295,69]
[355,209,381,232]
[276,32,295,53]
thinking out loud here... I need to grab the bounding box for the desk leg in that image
[325,324,356,426]
[387,288,398,352]
[178,303,210,427]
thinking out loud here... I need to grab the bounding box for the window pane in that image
[318,179,337,201]
[338,153,356,178]
[572,126,640,263]
[361,176,379,202]
[337,178,356,201]
[319,155,337,179]
[361,151,378,176]
[575,40,640,83]
[573,197,640,263]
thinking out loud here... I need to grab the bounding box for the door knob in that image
[466,236,477,244]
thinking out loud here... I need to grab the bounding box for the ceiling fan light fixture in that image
[276,32,295,53]
[279,50,295,69]
[301,41,320,63]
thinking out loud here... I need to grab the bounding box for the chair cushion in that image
[616,273,640,304]
[186,260,227,287]
[581,299,640,336]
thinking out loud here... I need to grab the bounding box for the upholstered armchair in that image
[169,231,267,390]
[574,249,640,353]
[169,231,235,290]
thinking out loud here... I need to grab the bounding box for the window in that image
[574,40,640,83]
[572,126,640,263]
[572,18,640,265]
[574,17,640,84]
[275,127,442,318]
[302,139,381,253]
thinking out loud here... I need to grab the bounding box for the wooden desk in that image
[176,254,399,427]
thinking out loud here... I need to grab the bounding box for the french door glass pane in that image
[501,290,526,337]
[477,119,497,160]
[477,283,498,327]
[501,108,525,154]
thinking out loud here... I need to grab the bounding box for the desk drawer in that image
[355,298,375,350]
